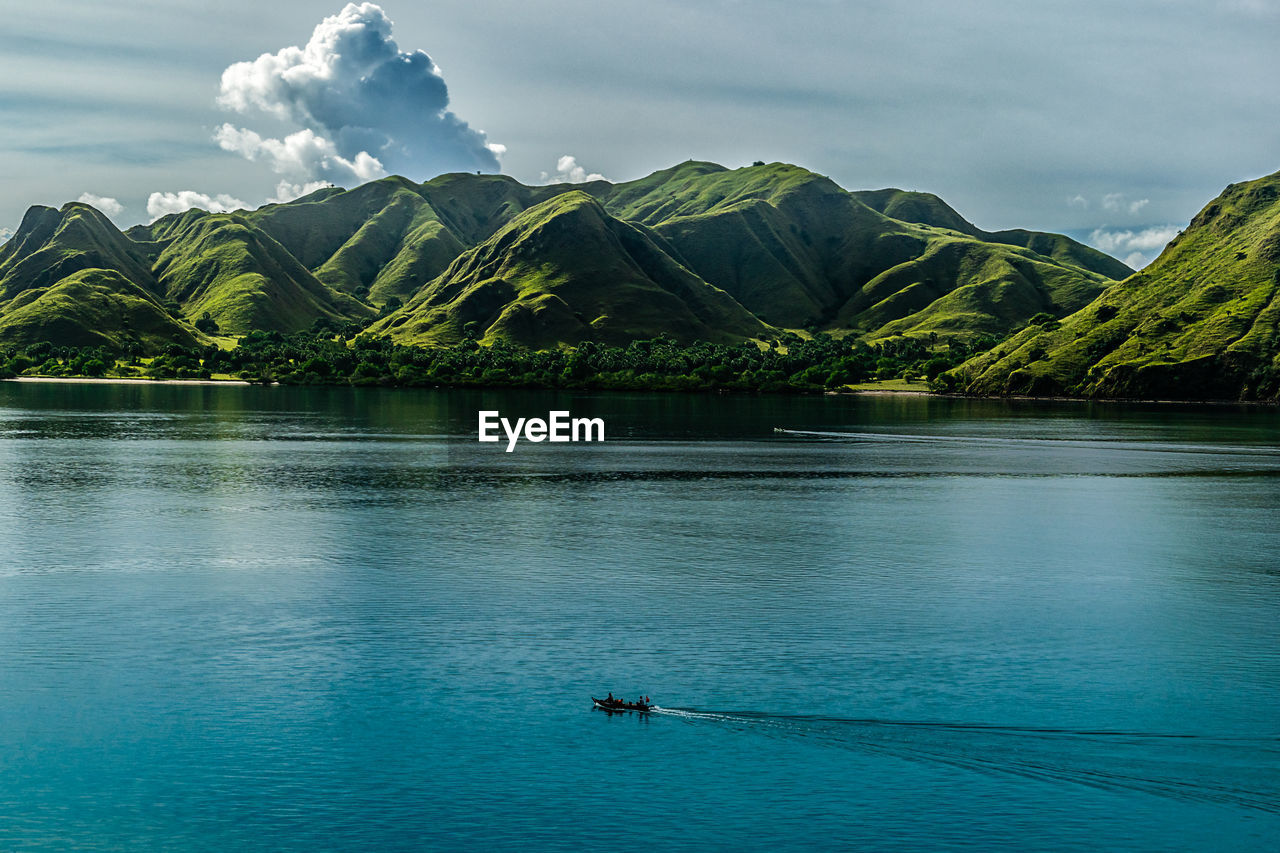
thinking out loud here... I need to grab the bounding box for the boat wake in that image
[649,708,1280,814]
[772,427,1280,458]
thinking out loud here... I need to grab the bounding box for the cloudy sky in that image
[2,0,1278,266]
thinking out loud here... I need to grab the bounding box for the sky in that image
[2,0,1278,267]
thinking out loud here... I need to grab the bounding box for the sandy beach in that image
[7,376,253,387]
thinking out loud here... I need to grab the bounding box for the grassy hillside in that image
[1,203,159,300]
[594,162,1119,336]
[948,170,1280,400]
[151,214,372,334]
[854,188,1133,280]
[851,188,977,234]
[603,163,880,327]
[251,161,1122,345]
[838,237,1105,340]
[0,268,204,351]
[371,191,769,348]
[2,161,1134,354]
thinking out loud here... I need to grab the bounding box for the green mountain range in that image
[0,161,1129,352]
[0,204,207,350]
[947,170,1280,400]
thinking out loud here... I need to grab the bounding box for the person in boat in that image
[607,692,614,704]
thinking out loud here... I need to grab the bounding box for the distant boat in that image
[592,696,652,713]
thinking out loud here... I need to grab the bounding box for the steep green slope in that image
[151,214,372,334]
[600,163,884,327]
[851,188,977,234]
[0,268,204,351]
[0,203,158,300]
[304,183,471,306]
[2,162,1134,353]
[853,188,1132,280]
[370,191,768,348]
[949,171,1280,399]
[143,163,1123,347]
[596,162,1118,336]
[414,172,574,245]
[837,237,1105,339]
[130,208,213,244]
[247,174,578,307]
[248,178,436,275]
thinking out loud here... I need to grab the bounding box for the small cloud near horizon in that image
[146,190,248,223]
[540,155,607,185]
[77,193,124,218]
[1098,192,1150,216]
[268,180,335,205]
[1088,224,1180,269]
[1070,190,1153,220]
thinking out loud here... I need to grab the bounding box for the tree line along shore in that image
[0,329,1005,393]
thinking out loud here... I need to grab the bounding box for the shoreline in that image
[832,386,1276,407]
[4,374,1273,407]
[7,376,252,387]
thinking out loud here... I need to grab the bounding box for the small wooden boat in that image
[592,696,653,713]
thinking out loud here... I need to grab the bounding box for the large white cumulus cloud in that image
[216,3,501,185]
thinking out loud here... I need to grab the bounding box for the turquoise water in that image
[0,383,1277,850]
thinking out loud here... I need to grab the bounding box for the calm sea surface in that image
[0,382,1277,850]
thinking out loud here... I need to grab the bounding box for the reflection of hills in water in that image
[651,708,1280,815]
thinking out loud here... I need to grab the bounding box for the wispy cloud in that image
[1101,193,1150,215]
[539,155,607,184]
[77,192,124,218]
[215,3,501,186]
[0,227,12,244]
[1069,191,1151,217]
[146,190,247,223]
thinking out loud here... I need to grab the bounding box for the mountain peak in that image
[0,159,1146,354]
[949,168,1280,400]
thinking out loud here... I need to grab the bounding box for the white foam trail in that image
[642,707,1280,814]
[774,428,1280,457]
[650,707,734,722]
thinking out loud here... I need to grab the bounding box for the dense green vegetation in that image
[0,329,1001,392]
[949,169,1280,401]
[369,191,769,347]
[1,162,1127,354]
[591,162,1123,337]
[0,268,205,350]
[16,162,1280,400]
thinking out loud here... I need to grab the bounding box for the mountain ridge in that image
[0,161,1131,352]
[945,168,1280,400]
